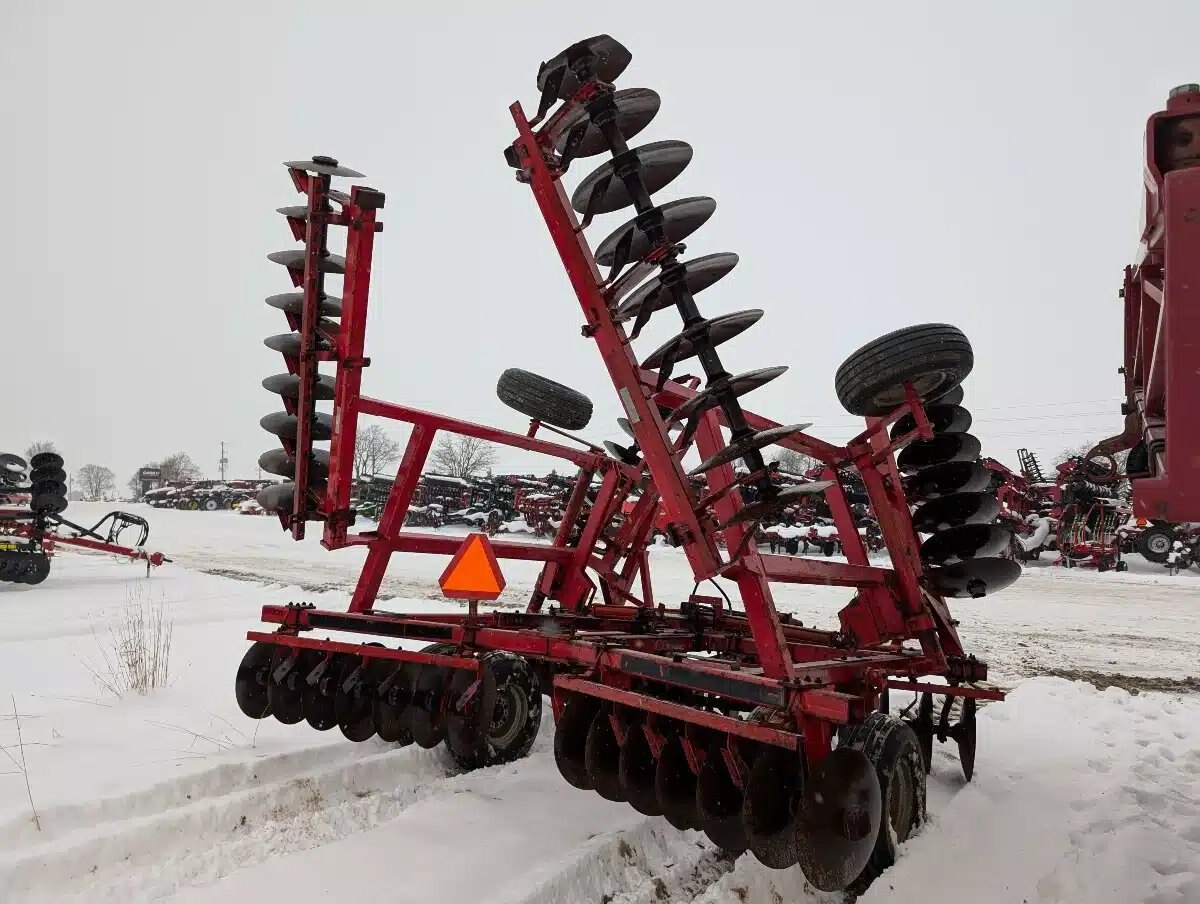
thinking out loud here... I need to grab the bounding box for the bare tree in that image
[771,447,820,476]
[430,435,497,480]
[158,452,202,482]
[353,424,403,479]
[24,440,57,460]
[77,464,116,501]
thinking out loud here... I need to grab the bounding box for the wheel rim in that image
[888,760,915,844]
[489,684,526,750]
[1148,534,1171,555]
[871,371,951,410]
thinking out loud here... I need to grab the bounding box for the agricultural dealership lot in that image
[0,503,1197,904]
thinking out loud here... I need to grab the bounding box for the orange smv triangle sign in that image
[438,532,506,600]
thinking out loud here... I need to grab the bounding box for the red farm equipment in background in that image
[234,36,1021,893]
[0,451,167,584]
[1085,84,1200,568]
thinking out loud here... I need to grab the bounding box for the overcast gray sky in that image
[2,1,1195,488]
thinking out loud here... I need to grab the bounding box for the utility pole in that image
[218,441,229,483]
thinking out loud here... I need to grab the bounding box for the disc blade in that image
[690,423,811,476]
[742,745,802,868]
[266,649,311,725]
[617,252,740,321]
[265,292,343,317]
[536,35,632,101]
[719,482,835,528]
[409,664,450,748]
[911,492,1000,533]
[0,453,27,474]
[29,452,64,470]
[955,697,977,781]
[795,747,882,892]
[554,694,600,790]
[335,657,378,743]
[571,141,694,215]
[284,156,365,178]
[262,372,336,401]
[903,461,992,501]
[618,723,663,815]
[696,755,748,854]
[303,654,344,731]
[668,367,788,424]
[259,411,333,442]
[376,662,419,744]
[654,733,699,831]
[581,709,625,801]
[553,88,660,157]
[257,447,330,480]
[896,433,982,472]
[445,665,499,765]
[594,197,717,267]
[890,404,973,439]
[234,642,275,719]
[920,524,1013,565]
[267,249,347,274]
[927,557,1022,599]
[603,440,640,465]
[642,310,764,371]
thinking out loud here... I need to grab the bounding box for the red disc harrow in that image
[235,36,1018,892]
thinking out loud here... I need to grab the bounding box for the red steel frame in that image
[249,118,1001,767]
[1091,87,1200,522]
[0,508,166,567]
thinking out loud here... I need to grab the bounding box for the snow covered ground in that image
[1,503,1197,903]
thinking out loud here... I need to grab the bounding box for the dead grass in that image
[82,583,173,697]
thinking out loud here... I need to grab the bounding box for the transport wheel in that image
[29,452,64,470]
[840,714,924,895]
[496,368,593,431]
[834,324,974,416]
[203,497,220,512]
[234,643,275,719]
[1137,525,1175,563]
[446,652,541,770]
[30,466,66,484]
[17,553,51,585]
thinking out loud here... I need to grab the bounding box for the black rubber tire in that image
[1138,525,1175,564]
[835,324,974,416]
[30,452,64,470]
[30,466,66,484]
[496,368,593,431]
[841,714,926,895]
[1125,442,1149,476]
[202,497,221,512]
[445,652,541,771]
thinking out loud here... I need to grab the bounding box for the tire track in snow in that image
[1,725,550,904]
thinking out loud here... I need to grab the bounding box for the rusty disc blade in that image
[920,524,1013,565]
[927,557,1021,599]
[618,252,740,321]
[696,755,748,854]
[911,492,1000,533]
[259,411,333,442]
[890,404,973,439]
[795,747,881,892]
[267,249,347,274]
[584,709,625,802]
[690,423,812,476]
[618,722,663,815]
[642,310,764,370]
[537,34,632,100]
[284,157,365,178]
[571,140,694,215]
[594,197,717,267]
[257,447,330,481]
[553,87,660,157]
[261,372,336,401]
[554,694,601,790]
[265,292,343,317]
[742,745,802,869]
[896,433,982,472]
[903,461,992,501]
[654,732,700,831]
[719,482,835,528]
[668,367,788,424]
